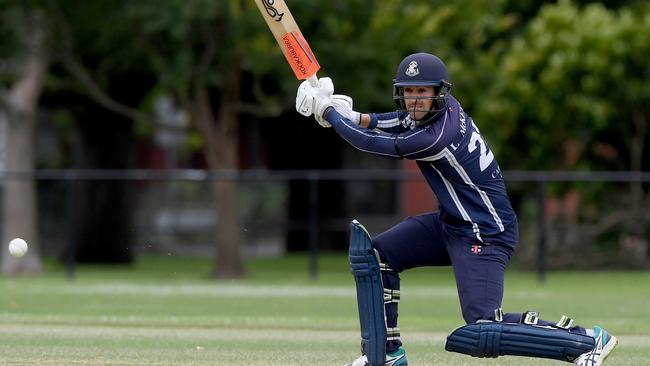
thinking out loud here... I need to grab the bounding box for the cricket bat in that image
[254,0,320,87]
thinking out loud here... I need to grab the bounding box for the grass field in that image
[1,254,649,365]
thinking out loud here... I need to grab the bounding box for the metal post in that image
[537,181,547,283]
[308,174,319,280]
[65,178,76,280]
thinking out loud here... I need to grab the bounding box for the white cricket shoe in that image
[574,326,618,366]
[344,347,407,366]
[346,354,368,366]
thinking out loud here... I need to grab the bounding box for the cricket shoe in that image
[344,347,407,366]
[574,326,618,366]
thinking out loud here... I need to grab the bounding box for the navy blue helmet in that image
[393,53,452,126]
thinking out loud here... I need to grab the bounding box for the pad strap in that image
[494,308,575,330]
[383,288,400,304]
[445,322,595,363]
[387,327,401,341]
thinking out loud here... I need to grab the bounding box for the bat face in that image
[255,0,320,82]
[280,31,320,81]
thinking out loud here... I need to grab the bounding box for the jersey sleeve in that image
[371,112,410,134]
[324,108,455,159]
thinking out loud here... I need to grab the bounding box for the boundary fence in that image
[1,169,649,280]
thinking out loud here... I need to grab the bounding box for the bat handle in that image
[307,74,319,87]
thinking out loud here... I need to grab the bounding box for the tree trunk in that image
[214,61,245,278]
[73,112,135,263]
[1,12,48,275]
[190,78,245,279]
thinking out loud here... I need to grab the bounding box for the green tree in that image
[308,1,516,114]
[478,0,650,262]
[481,0,650,172]
[52,0,252,277]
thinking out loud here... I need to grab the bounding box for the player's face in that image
[402,86,435,120]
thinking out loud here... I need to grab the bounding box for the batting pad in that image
[445,322,595,363]
[349,220,386,366]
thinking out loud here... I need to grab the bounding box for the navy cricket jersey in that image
[324,95,517,243]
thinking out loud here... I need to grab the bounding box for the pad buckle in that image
[556,315,574,329]
[523,311,539,325]
[494,308,504,322]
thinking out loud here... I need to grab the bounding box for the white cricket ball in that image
[8,238,28,258]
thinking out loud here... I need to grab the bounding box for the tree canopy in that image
[478,0,650,171]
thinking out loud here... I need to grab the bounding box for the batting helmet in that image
[393,53,452,126]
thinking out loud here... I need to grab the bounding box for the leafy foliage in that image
[479,0,650,170]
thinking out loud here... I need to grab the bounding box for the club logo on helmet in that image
[405,61,419,77]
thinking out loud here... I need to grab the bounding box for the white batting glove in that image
[330,94,361,125]
[316,77,334,96]
[295,77,334,127]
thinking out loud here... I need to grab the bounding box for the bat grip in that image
[307,74,318,87]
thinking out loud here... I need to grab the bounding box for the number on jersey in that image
[468,122,494,172]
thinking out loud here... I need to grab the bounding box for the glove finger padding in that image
[331,94,353,109]
[317,77,334,96]
[330,94,360,124]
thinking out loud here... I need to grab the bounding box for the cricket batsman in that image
[295,52,618,366]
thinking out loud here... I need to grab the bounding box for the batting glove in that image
[330,94,361,125]
[296,77,334,127]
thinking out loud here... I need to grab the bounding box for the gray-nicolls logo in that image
[405,61,419,77]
